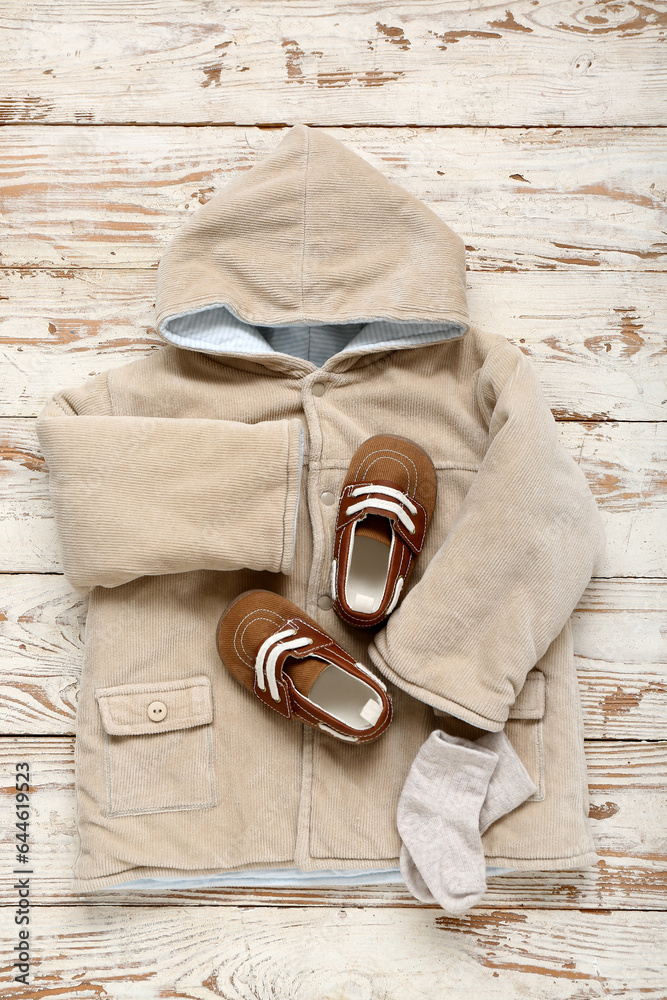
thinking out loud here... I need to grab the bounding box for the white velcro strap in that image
[254,628,296,691]
[254,627,313,701]
[351,483,418,514]
[264,636,313,702]
[345,498,416,535]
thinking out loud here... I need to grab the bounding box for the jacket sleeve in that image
[36,372,304,596]
[368,337,607,732]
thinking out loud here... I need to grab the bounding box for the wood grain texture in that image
[1,127,665,271]
[1,1,666,126]
[2,269,665,420]
[0,909,663,999]
[1,576,665,739]
[1,417,663,576]
[0,738,665,911]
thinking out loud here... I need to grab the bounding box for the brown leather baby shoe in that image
[216,589,392,743]
[331,434,437,628]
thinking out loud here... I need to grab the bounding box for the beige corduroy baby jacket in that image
[36,124,606,893]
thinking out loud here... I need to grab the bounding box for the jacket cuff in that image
[367,636,507,732]
[279,420,304,576]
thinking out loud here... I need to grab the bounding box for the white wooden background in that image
[1,3,666,997]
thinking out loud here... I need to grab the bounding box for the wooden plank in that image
[0,268,162,418]
[559,421,666,579]
[573,578,667,739]
[1,2,666,126]
[0,738,665,910]
[0,912,664,1000]
[1,576,665,739]
[1,127,665,271]
[1,269,665,421]
[3,906,666,1000]
[1,910,665,1000]
[1,418,663,576]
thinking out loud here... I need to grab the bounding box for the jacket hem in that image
[71,846,599,893]
[368,647,506,733]
[483,849,599,872]
[71,857,402,893]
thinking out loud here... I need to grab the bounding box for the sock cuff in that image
[415,730,499,786]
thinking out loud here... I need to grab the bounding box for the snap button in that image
[320,491,335,506]
[311,382,325,397]
[147,700,167,722]
[317,595,333,610]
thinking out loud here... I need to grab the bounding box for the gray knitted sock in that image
[400,729,537,909]
[396,730,499,914]
[477,730,538,833]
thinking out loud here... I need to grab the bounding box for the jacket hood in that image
[154,124,469,370]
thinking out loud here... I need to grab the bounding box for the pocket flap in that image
[95,675,213,736]
[507,669,545,720]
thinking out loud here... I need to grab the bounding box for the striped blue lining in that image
[104,866,405,890]
[161,303,465,367]
[102,864,516,890]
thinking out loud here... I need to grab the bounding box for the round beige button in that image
[317,595,333,610]
[321,491,335,506]
[147,700,167,722]
[311,382,325,397]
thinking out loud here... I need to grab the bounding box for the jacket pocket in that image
[433,668,546,803]
[95,675,217,817]
[502,668,545,802]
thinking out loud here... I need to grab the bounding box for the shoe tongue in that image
[283,656,331,698]
[354,512,393,547]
